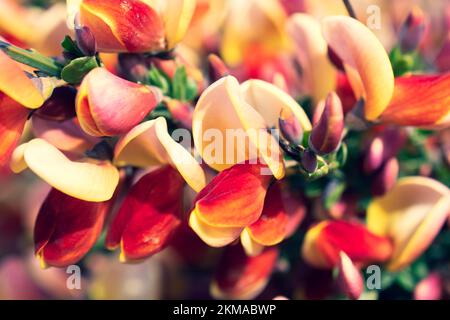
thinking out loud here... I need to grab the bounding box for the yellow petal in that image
[322,16,394,120]
[114,117,206,192]
[0,51,44,109]
[11,139,119,202]
[189,210,243,247]
[241,228,265,257]
[286,13,337,103]
[194,76,303,179]
[367,177,450,271]
[160,0,197,49]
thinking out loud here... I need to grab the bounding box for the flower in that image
[193,76,312,179]
[68,0,197,53]
[76,68,161,136]
[367,177,450,271]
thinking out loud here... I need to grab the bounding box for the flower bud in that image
[371,157,399,196]
[34,86,77,122]
[76,68,161,137]
[279,107,303,146]
[301,149,318,173]
[414,273,443,300]
[309,92,344,155]
[165,98,193,130]
[208,54,229,82]
[75,25,96,56]
[337,252,364,300]
[399,7,426,53]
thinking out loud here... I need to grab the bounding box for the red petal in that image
[35,188,112,267]
[106,165,185,261]
[193,163,272,228]
[381,74,450,128]
[212,245,279,299]
[0,94,28,170]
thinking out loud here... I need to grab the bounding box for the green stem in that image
[0,41,62,77]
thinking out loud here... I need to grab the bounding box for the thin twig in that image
[343,0,357,19]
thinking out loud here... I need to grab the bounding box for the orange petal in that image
[0,51,44,109]
[286,13,337,103]
[10,139,119,202]
[79,0,165,53]
[211,245,279,300]
[367,177,450,271]
[76,68,160,136]
[192,163,272,228]
[0,94,28,170]
[302,220,393,269]
[106,166,184,261]
[35,188,112,268]
[380,74,450,129]
[114,117,206,192]
[322,16,394,120]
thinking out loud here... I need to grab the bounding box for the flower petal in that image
[114,117,206,192]
[211,245,279,300]
[192,163,272,228]
[0,51,44,109]
[302,220,393,269]
[322,16,394,120]
[76,68,160,136]
[0,95,28,170]
[380,74,450,129]
[11,139,119,202]
[80,0,165,52]
[337,251,364,300]
[160,0,197,49]
[106,166,184,261]
[367,177,450,271]
[35,188,112,268]
[286,13,337,103]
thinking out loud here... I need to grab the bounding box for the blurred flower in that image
[367,177,450,271]
[68,0,197,53]
[302,220,393,269]
[208,53,229,82]
[399,6,426,53]
[193,76,312,179]
[286,13,337,103]
[414,272,443,300]
[11,139,119,202]
[279,107,304,146]
[211,245,279,299]
[76,68,161,136]
[337,251,364,300]
[371,157,399,196]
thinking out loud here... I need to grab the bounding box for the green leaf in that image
[61,57,99,84]
[147,67,170,95]
[172,66,188,100]
[61,36,83,57]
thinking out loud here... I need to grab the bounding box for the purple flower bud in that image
[34,86,77,122]
[309,92,344,155]
[279,108,304,146]
[301,149,318,173]
[399,7,426,53]
[75,26,97,57]
[208,54,229,82]
[371,157,399,196]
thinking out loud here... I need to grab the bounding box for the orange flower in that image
[106,166,184,262]
[35,188,114,268]
[302,220,393,269]
[68,0,197,53]
[76,68,161,136]
[211,245,279,300]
